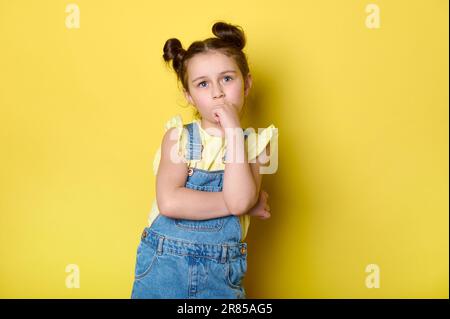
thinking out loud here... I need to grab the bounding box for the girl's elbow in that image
[157,198,175,218]
[224,187,257,215]
[229,205,247,216]
[156,186,182,218]
[228,196,256,216]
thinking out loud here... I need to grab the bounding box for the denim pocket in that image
[175,217,225,232]
[226,256,247,289]
[134,235,158,280]
[185,181,222,192]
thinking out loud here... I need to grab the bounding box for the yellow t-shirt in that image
[148,114,277,242]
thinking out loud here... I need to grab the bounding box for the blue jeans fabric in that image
[131,122,248,299]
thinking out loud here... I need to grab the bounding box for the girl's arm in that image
[156,127,233,220]
[222,128,259,215]
[230,139,271,216]
[249,143,271,202]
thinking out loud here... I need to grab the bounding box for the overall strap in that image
[185,122,202,161]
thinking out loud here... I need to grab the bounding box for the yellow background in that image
[0,0,448,298]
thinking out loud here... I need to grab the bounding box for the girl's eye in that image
[197,76,233,88]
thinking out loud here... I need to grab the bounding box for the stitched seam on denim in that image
[190,168,224,174]
[148,229,242,248]
[226,262,242,289]
[185,182,222,192]
[134,253,157,281]
[146,229,244,258]
[175,220,224,232]
[186,122,202,161]
[174,221,223,229]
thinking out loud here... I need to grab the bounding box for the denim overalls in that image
[131,121,248,299]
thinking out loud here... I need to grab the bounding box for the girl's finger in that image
[213,111,221,123]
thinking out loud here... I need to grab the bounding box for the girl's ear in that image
[244,73,253,97]
[183,89,194,105]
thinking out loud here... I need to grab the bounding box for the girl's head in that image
[163,22,252,122]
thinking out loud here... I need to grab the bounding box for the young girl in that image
[131,21,277,299]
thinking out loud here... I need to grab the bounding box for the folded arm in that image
[156,127,270,220]
[156,127,234,220]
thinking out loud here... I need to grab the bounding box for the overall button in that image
[240,246,246,254]
[188,168,194,176]
[141,229,147,239]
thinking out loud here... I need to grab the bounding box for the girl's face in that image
[184,51,252,124]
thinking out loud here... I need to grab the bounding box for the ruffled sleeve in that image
[245,124,278,162]
[152,114,185,176]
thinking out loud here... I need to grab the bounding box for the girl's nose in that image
[212,86,225,99]
[213,93,225,101]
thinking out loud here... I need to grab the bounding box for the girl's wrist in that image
[224,127,247,163]
[224,126,243,139]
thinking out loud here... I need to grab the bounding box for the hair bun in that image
[163,38,186,72]
[212,22,246,50]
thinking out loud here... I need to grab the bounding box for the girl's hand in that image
[212,101,241,129]
[246,189,271,219]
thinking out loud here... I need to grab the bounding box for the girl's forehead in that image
[187,52,237,73]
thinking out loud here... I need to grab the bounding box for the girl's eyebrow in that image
[192,70,237,83]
